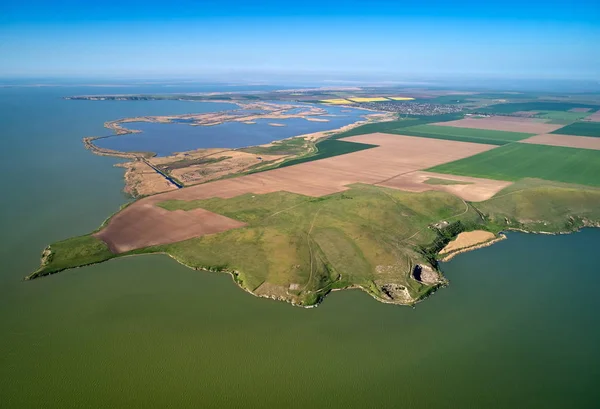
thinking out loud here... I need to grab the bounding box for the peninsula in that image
[29,88,600,307]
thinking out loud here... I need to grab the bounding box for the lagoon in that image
[93,104,370,156]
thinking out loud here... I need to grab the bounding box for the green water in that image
[1,87,599,408]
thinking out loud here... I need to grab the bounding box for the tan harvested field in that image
[96,133,499,253]
[377,171,512,201]
[569,107,592,112]
[585,111,600,122]
[119,161,179,197]
[434,116,564,134]
[439,230,496,255]
[521,134,600,151]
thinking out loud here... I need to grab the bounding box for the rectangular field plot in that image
[427,143,600,187]
[551,121,600,137]
[393,124,534,145]
[476,102,599,114]
[535,111,593,123]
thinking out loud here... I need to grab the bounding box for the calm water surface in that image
[1,87,599,408]
[94,104,369,156]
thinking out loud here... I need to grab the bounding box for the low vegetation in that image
[393,124,533,145]
[428,143,600,187]
[551,121,600,137]
[29,178,600,306]
[475,101,599,114]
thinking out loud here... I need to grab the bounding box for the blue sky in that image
[1,0,599,80]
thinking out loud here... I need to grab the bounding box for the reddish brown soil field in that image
[96,133,500,252]
[433,116,564,134]
[95,206,246,253]
[377,171,512,202]
[521,134,600,151]
[569,108,592,112]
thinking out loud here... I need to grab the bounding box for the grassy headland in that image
[28,179,600,306]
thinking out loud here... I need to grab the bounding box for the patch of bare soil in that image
[119,160,178,197]
[434,116,564,134]
[377,171,512,202]
[440,230,496,255]
[521,134,600,151]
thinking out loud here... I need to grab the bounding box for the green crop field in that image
[534,110,593,123]
[551,121,600,137]
[475,102,599,114]
[392,124,534,145]
[332,113,465,139]
[427,143,600,187]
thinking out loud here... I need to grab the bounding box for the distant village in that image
[352,100,464,115]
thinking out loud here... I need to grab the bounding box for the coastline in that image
[440,234,507,262]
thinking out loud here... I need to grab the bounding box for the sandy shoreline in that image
[440,234,507,262]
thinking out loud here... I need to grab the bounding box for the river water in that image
[1,86,599,408]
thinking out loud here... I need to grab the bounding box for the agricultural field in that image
[277,139,377,168]
[428,143,600,187]
[534,110,593,123]
[348,97,390,102]
[475,101,599,114]
[551,121,600,137]
[319,98,353,104]
[394,124,534,145]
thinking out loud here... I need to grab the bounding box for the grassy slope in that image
[393,124,533,145]
[29,235,115,278]
[154,186,483,305]
[475,179,600,232]
[31,179,600,306]
[551,121,600,137]
[427,143,600,187]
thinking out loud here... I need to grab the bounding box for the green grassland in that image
[428,143,600,187]
[534,111,592,123]
[551,121,600,137]
[475,179,600,232]
[240,137,312,156]
[393,124,534,145]
[28,235,116,278]
[30,186,491,305]
[29,178,600,306]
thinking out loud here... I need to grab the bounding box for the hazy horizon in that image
[2,0,599,80]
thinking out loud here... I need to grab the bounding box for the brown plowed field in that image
[96,133,501,252]
[569,108,592,112]
[520,134,600,151]
[433,116,563,134]
[377,171,512,202]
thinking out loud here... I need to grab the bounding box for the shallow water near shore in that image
[1,86,600,408]
[94,104,369,156]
